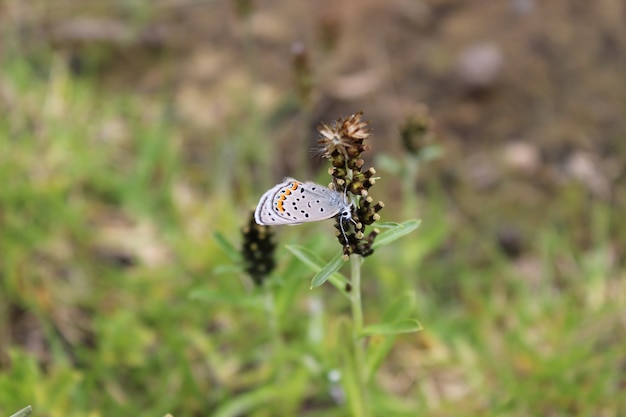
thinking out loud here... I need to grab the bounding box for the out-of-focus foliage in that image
[1,1,625,416]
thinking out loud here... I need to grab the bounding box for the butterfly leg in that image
[339,216,349,247]
[338,209,354,248]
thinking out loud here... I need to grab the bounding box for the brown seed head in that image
[317,111,371,161]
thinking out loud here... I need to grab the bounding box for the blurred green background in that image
[1,0,625,416]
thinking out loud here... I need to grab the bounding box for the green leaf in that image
[375,153,402,176]
[213,265,243,275]
[337,319,369,417]
[366,293,418,378]
[374,221,402,229]
[10,407,32,417]
[310,252,345,288]
[361,319,422,335]
[420,144,443,162]
[213,231,242,262]
[213,385,280,417]
[285,245,326,271]
[285,245,350,293]
[372,219,421,249]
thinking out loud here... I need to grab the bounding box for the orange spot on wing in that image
[277,194,286,212]
[276,182,299,213]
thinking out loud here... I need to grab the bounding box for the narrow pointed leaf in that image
[337,320,369,417]
[213,386,280,417]
[214,231,242,262]
[366,293,418,378]
[285,245,350,293]
[374,221,402,229]
[285,245,326,271]
[372,219,421,249]
[10,406,32,417]
[361,319,422,336]
[310,252,345,288]
[375,153,402,175]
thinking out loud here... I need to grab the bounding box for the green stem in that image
[350,254,364,334]
[264,288,285,363]
[263,287,290,414]
[402,155,419,219]
[349,254,371,417]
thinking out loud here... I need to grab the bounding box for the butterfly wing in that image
[285,181,344,222]
[255,178,304,225]
[254,185,280,225]
[255,178,347,226]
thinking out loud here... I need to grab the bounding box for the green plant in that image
[9,405,32,417]
[215,112,421,416]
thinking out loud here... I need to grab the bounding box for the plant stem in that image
[264,287,291,414]
[349,253,371,417]
[350,254,365,335]
[264,288,286,364]
[402,155,419,219]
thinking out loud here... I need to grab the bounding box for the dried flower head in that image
[317,111,383,258]
[241,210,276,286]
[318,111,371,163]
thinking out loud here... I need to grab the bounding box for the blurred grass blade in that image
[382,293,416,322]
[337,320,368,417]
[366,294,417,379]
[213,264,243,275]
[214,231,242,262]
[285,245,350,292]
[285,245,326,271]
[361,319,422,336]
[372,219,421,249]
[310,252,345,288]
[189,288,264,308]
[213,386,279,417]
[10,406,32,417]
